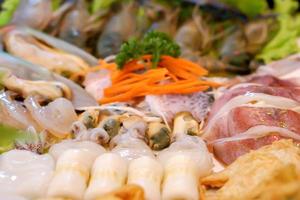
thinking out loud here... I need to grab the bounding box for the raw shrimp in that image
[58,0,90,48]
[11,0,52,30]
[96,2,138,57]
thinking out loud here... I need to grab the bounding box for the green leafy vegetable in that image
[52,0,62,11]
[115,39,143,68]
[143,31,181,67]
[221,0,268,17]
[0,0,20,27]
[257,0,300,63]
[91,0,118,14]
[155,0,182,7]
[116,31,181,69]
[0,124,28,153]
[0,124,45,154]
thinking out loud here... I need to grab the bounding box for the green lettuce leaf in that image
[0,124,46,154]
[221,0,268,17]
[91,0,118,14]
[51,0,62,11]
[0,124,27,153]
[257,0,300,63]
[0,0,20,26]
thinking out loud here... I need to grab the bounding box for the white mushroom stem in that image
[84,153,128,200]
[172,112,199,139]
[158,136,213,200]
[47,149,98,199]
[161,153,201,200]
[128,156,163,200]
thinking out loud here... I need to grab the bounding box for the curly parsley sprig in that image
[115,31,181,69]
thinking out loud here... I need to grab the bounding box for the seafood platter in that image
[0,0,299,200]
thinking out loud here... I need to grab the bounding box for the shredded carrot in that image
[77,56,220,104]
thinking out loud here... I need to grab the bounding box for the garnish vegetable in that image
[91,0,119,14]
[0,124,39,153]
[73,56,219,104]
[221,0,268,17]
[116,31,181,69]
[257,0,300,63]
[51,0,62,11]
[0,0,20,26]
[72,31,220,104]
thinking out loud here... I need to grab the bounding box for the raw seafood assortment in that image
[0,0,300,199]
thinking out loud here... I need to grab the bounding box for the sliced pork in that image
[247,75,296,87]
[205,70,300,164]
[256,53,300,86]
[213,134,283,164]
[209,85,300,119]
[207,106,300,142]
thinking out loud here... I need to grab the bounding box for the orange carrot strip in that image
[138,85,209,96]
[121,60,145,73]
[167,72,179,82]
[161,56,208,76]
[98,54,221,103]
[175,58,208,75]
[163,65,198,80]
[100,83,147,103]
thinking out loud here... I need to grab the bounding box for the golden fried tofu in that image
[201,139,300,200]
